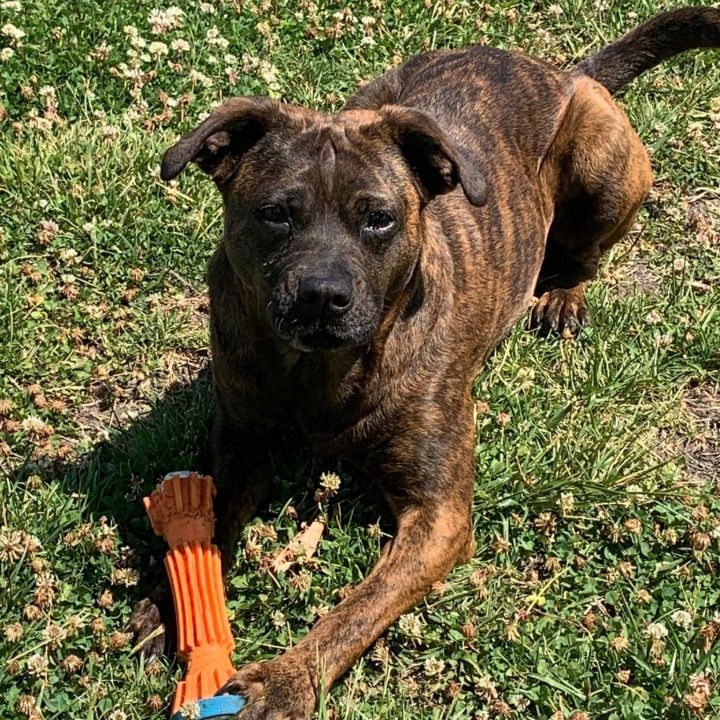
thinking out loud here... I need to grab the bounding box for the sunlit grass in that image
[1,1,718,719]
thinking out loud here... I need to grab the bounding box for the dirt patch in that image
[649,382,720,486]
[71,288,210,446]
[73,348,209,445]
[609,255,663,297]
[684,193,720,249]
[681,382,720,484]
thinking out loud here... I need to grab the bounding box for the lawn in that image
[1,0,719,718]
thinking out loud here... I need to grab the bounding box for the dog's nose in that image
[297,275,354,319]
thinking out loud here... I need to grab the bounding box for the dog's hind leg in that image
[531,76,652,335]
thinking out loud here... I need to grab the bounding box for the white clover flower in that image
[558,492,575,515]
[170,38,190,53]
[224,52,237,65]
[398,613,424,639]
[645,621,668,640]
[206,27,229,50]
[179,703,200,720]
[110,567,139,586]
[424,657,445,676]
[2,22,24,40]
[22,416,53,437]
[148,6,184,34]
[0,47,13,61]
[58,247,79,262]
[258,60,278,84]
[200,2,216,13]
[475,675,499,701]
[671,610,693,629]
[319,472,341,493]
[148,41,168,57]
[0,529,25,563]
[1,1,23,11]
[27,653,48,677]
[123,66,144,81]
[188,69,213,87]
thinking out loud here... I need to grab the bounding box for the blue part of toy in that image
[171,694,246,720]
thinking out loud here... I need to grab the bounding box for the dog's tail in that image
[576,6,720,95]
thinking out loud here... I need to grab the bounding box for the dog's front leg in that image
[220,407,476,720]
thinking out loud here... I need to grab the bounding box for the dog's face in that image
[162,98,486,352]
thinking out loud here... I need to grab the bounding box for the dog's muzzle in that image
[270,272,378,352]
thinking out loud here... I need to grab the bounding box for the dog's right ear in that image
[161,96,286,184]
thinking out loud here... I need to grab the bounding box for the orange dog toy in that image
[143,471,245,720]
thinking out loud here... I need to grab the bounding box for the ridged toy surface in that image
[143,471,244,718]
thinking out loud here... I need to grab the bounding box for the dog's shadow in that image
[54,368,214,596]
[50,362,390,639]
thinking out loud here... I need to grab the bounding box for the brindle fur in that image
[127,8,720,718]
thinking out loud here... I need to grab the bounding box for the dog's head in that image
[162,97,486,353]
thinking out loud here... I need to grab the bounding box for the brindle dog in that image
[130,8,720,719]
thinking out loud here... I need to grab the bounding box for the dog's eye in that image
[257,204,289,226]
[365,210,396,234]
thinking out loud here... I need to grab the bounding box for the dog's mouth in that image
[270,311,377,353]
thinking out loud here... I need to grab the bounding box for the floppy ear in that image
[160,96,285,184]
[379,105,487,207]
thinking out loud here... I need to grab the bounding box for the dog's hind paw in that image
[529,286,589,338]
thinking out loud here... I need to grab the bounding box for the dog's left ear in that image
[379,105,487,207]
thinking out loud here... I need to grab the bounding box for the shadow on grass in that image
[43,364,390,619]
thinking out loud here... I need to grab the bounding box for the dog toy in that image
[143,471,245,720]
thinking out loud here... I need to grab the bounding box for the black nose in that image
[297,274,354,319]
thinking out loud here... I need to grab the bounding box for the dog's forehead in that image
[283,110,397,198]
[300,111,377,153]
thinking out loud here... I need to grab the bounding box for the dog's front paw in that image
[218,657,316,720]
[530,287,589,338]
[125,597,166,662]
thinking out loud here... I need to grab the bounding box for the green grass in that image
[1,1,719,719]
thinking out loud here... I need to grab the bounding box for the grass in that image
[1,0,719,718]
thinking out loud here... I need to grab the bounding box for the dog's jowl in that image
[128,8,720,719]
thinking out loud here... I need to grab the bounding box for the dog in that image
[130,8,720,718]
